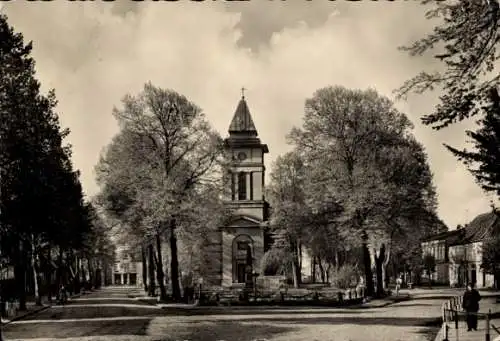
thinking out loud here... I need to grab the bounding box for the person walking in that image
[57,284,68,305]
[395,275,402,296]
[463,282,481,331]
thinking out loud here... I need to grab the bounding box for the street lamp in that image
[252,271,259,301]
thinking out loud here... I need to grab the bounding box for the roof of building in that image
[228,96,258,136]
[461,211,499,244]
[422,210,500,245]
[423,228,463,244]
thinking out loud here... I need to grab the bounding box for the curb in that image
[433,324,444,341]
[2,290,90,325]
[2,305,51,325]
[357,295,412,309]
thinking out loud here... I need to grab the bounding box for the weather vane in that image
[241,87,246,99]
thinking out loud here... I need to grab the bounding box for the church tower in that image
[220,91,269,288]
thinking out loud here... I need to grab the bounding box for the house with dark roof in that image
[421,210,500,288]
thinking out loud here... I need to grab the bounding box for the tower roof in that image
[228,96,258,137]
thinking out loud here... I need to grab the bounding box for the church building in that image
[203,93,271,288]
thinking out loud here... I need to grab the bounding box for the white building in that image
[112,245,142,287]
[421,211,499,288]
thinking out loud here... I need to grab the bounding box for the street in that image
[0,286,458,341]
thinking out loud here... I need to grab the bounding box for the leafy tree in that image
[481,232,500,289]
[96,83,223,301]
[396,0,500,129]
[289,86,438,296]
[389,216,446,286]
[445,88,500,197]
[260,247,293,277]
[266,151,310,288]
[396,1,500,199]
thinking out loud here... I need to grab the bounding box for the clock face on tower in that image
[237,152,247,161]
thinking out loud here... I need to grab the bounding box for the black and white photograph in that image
[1,1,500,340]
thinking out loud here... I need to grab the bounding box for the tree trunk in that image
[56,248,63,287]
[318,259,326,283]
[362,236,374,297]
[169,219,182,301]
[291,258,300,289]
[312,256,316,283]
[73,255,81,294]
[325,263,331,284]
[382,243,391,290]
[45,245,52,303]
[80,259,86,289]
[374,244,386,297]
[87,257,94,289]
[147,243,156,297]
[155,232,168,302]
[141,244,148,293]
[30,235,42,306]
[68,250,79,293]
[14,239,27,311]
[298,242,303,271]
[291,240,301,288]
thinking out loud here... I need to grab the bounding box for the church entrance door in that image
[237,262,247,283]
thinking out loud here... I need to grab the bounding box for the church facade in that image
[203,95,271,288]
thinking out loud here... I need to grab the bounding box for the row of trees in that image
[0,14,115,309]
[263,87,446,296]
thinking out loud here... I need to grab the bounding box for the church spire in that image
[228,89,258,137]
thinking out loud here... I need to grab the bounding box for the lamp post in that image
[252,272,259,301]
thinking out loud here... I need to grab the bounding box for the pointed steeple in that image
[228,92,258,137]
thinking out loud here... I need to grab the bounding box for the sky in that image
[2,0,497,229]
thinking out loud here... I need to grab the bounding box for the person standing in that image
[463,282,481,331]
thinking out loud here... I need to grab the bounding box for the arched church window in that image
[238,172,247,200]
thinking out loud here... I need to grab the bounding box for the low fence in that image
[196,286,367,306]
[442,295,463,322]
[440,295,500,341]
[442,309,495,341]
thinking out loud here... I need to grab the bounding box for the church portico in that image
[221,217,265,287]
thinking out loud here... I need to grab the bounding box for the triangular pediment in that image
[227,215,262,227]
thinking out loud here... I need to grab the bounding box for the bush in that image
[329,264,360,289]
[260,248,292,276]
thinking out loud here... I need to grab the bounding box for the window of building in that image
[249,172,253,200]
[238,172,247,200]
[230,171,235,200]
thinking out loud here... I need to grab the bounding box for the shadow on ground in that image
[392,303,441,308]
[150,320,296,341]
[22,306,162,320]
[198,316,443,328]
[160,307,374,316]
[4,318,153,339]
[67,299,149,306]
